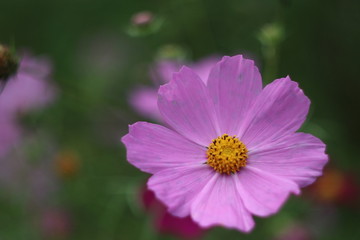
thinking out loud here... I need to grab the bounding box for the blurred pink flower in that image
[142,187,204,239]
[0,52,56,157]
[0,52,54,114]
[306,167,359,206]
[122,55,328,232]
[129,56,218,121]
[274,224,311,240]
[0,115,20,157]
[40,208,72,239]
[0,52,58,206]
[0,135,58,206]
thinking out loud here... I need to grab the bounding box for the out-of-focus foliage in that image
[0,0,359,239]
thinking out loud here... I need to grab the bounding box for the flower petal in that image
[151,60,181,85]
[158,66,220,146]
[148,165,214,217]
[157,208,204,238]
[236,166,300,217]
[191,173,255,232]
[152,57,218,85]
[0,73,55,114]
[0,116,20,157]
[248,133,328,188]
[121,122,206,174]
[239,77,310,149]
[129,87,161,120]
[207,55,262,135]
[191,56,219,84]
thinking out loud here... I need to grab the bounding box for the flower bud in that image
[127,11,163,37]
[258,23,285,48]
[155,44,188,61]
[131,11,154,27]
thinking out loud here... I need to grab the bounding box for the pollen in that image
[206,134,248,175]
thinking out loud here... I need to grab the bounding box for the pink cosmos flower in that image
[129,57,218,121]
[0,52,55,157]
[122,55,328,232]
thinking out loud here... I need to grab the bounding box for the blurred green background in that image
[0,0,359,239]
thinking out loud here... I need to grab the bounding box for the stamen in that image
[206,134,248,175]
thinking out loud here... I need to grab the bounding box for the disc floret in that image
[206,134,248,175]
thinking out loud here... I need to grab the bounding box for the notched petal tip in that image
[157,83,167,95]
[157,83,177,103]
[193,217,255,233]
[168,65,198,81]
[120,134,129,144]
[177,65,193,73]
[121,121,148,144]
[283,77,311,105]
[292,186,301,196]
[217,54,259,69]
[128,121,145,132]
[220,54,243,62]
[276,76,308,98]
[191,211,256,234]
[157,66,202,99]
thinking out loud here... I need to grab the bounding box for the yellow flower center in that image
[206,134,248,175]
